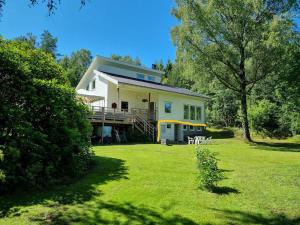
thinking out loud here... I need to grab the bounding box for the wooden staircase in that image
[133,112,155,142]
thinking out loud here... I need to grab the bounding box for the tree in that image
[0,39,93,192]
[40,30,57,58]
[111,54,142,66]
[0,0,87,15]
[60,49,93,87]
[14,33,37,48]
[172,0,299,141]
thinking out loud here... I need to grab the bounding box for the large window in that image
[184,105,189,119]
[165,102,172,113]
[190,106,195,120]
[196,106,202,121]
[147,76,155,82]
[137,73,145,80]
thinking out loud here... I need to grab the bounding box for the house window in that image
[91,79,96,89]
[161,125,167,133]
[190,106,195,120]
[137,73,145,80]
[147,76,155,82]
[183,125,187,130]
[184,105,189,120]
[86,84,89,90]
[164,102,172,113]
[167,124,171,129]
[196,126,202,131]
[190,125,194,131]
[121,101,129,112]
[196,107,202,120]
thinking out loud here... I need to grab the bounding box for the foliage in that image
[207,88,240,127]
[195,147,224,191]
[249,100,292,138]
[110,54,141,66]
[59,49,92,87]
[0,0,87,15]
[40,30,57,58]
[172,0,299,141]
[0,39,93,192]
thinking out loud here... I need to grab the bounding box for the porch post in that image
[148,93,151,120]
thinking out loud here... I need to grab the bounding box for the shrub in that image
[196,147,224,191]
[248,100,290,138]
[0,39,93,192]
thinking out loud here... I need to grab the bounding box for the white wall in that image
[157,92,205,123]
[107,84,159,110]
[157,92,205,141]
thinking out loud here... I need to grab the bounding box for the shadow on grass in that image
[209,208,300,225]
[205,129,234,139]
[211,186,240,195]
[30,200,198,225]
[0,156,128,218]
[251,141,300,153]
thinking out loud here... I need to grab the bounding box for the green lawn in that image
[1,138,300,224]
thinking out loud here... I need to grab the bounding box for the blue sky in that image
[0,0,178,66]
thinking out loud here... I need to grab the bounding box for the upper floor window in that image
[91,79,96,89]
[165,102,172,113]
[86,84,89,90]
[137,73,145,80]
[147,76,155,82]
[196,106,202,121]
[184,105,189,120]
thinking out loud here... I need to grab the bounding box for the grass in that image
[0,137,300,224]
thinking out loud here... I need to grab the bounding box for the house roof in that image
[97,70,209,99]
[77,89,105,102]
[96,55,165,75]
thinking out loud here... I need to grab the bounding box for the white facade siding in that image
[107,83,158,110]
[158,92,205,141]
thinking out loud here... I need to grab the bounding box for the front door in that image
[121,101,129,112]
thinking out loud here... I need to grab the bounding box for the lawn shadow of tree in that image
[211,186,240,195]
[0,156,128,217]
[30,200,199,225]
[209,208,300,225]
[251,141,300,153]
[206,129,235,139]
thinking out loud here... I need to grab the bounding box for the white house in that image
[76,56,208,143]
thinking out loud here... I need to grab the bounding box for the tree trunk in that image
[239,46,252,142]
[240,90,252,142]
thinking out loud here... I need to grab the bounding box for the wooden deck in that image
[89,106,156,125]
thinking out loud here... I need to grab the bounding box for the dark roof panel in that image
[100,71,209,98]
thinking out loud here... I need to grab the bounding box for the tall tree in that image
[14,33,37,48]
[40,30,57,58]
[111,54,142,66]
[172,0,299,141]
[59,49,93,87]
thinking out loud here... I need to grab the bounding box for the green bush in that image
[196,147,224,191]
[0,39,93,192]
[249,100,290,138]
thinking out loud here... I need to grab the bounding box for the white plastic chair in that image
[188,136,194,145]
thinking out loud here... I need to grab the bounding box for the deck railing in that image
[89,106,157,122]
